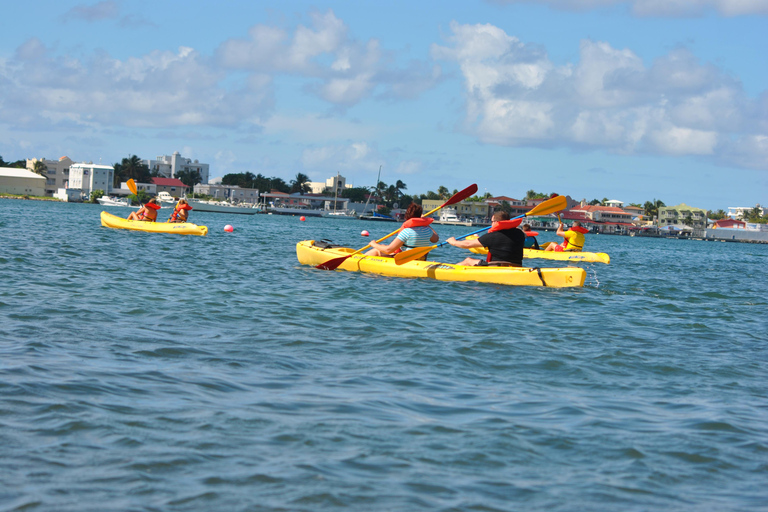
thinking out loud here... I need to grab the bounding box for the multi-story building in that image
[26,156,74,197]
[0,167,46,196]
[728,205,767,219]
[151,178,188,198]
[658,203,707,228]
[68,163,114,200]
[307,174,350,195]
[145,152,210,185]
[194,183,259,203]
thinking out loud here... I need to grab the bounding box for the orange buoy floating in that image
[300,216,306,221]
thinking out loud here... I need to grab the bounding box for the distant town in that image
[2,151,766,243]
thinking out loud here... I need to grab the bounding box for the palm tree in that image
[437,185,449,200]
[114,155,151,187]
[290,173,311,194]
[643,199,666,220]
[32,160,48,176]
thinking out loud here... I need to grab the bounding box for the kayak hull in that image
[297,240,585,288]
[468,240,610,264]
[100,211,208,236]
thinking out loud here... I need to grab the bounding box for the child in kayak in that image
[521,223,540,250]
[545,220,589,252]
[168,199,193,223]
[446,211,525,267]
[366,203,438,257]
[127,198,161,222]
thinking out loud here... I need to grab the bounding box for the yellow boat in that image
[468,239,610,264]
[100,211,208,236]
[297,240,585,288]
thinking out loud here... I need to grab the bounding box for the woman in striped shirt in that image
[365,203,439,257]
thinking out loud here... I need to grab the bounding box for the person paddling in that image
[545,220,589,252]
[521,223,540,250]
[446,211,525,267]
[168,198,193,223]
[127,198,161,222]
[366,203,439,258]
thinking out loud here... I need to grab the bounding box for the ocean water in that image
[1,198,767,511]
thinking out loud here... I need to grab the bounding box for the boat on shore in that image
[297,240,585,288]
[359,212,398,222]
[97,196,134,207]
[432,208,473,227]
[100,211,208,236]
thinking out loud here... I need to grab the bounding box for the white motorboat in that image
[322,209,357,218]
[97,196,134,207]
[186,198,261,215]
[433,208,473,226]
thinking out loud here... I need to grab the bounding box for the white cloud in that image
[434,22,767,169]
[489,0,768,17]
[216,10,441,106]
[0,39,273,130]
[263,114,377,141]
[301,142,381,172]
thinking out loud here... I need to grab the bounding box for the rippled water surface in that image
[1,199,767,511]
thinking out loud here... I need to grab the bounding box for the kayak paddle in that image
[394,194,568,265]
[126,178,140,207]
[316,183,479,270]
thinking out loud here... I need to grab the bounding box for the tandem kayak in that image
[100,211,208,236]
[297,240,586,288]
[468,239,610,264]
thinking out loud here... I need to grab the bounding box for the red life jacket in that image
[488,218,522,232]
[401,217,434,229]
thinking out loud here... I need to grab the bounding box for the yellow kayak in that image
[100,211,208,236]
[297,240,585,288]
[468,238,610,264]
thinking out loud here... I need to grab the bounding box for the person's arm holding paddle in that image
[365,203,439,257]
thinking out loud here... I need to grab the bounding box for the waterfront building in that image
[69,163,114,200]
[194,183,259,203]
[713,219,746,229]
[26,156,74,197]
[0,167,46,196]
[307,174,351,195]
[728,205,767,219]
[151,177,188,199]
[145,152,210,185]
[658,203,707,229]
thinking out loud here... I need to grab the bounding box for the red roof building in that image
[151,177,188,198]
[713,218,746,229]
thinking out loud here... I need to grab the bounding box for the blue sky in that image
[1,0,766,209]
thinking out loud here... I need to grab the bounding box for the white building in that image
[0,167,46,196]
[68,163,114,200]
[307,174,350,195]
[728,205,767,219]
[145,152,210,184]
[26,156,75,197]
[194,183,259,203]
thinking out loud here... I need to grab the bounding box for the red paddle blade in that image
[316,255,350,270]
[443,184,478,207]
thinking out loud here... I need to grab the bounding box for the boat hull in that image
[186,199,260,215]
[100,211,208,236]
[296,240,585,288]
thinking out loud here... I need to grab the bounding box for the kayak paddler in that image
[546,220,589,252]
[127,198,161,222]
[168,198,193,223]
[365,203,439,258]
[521,223,540,250]
[446,211,525,267]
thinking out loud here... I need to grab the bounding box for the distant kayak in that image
[100,211,208,236]
[297,240,586,288]
[468,238,610,264]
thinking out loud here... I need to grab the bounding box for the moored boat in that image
[296,240,585,288]
[100,211,208,236]
[97,196,134,207]
[186,198,261,215]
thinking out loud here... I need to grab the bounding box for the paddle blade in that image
[394,246,434,265]
[527,195,567,217]
[442,184,478,207]
[316,255,351,270]
[126,178,138,195]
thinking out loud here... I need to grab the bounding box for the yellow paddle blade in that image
[394,245,435,265]
[527,195,567,217]
[126,178,138,195]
